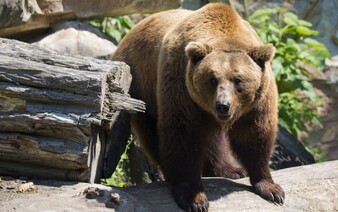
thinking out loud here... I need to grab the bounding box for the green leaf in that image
[249,15,270,25]
[304,38,331,58]
[248,8,278,21]
[299,20,312,27]
[89,20,101,27]
[282,25,298,35]
[116,19,122,30]
[298,66,315,78]
[272,57,283,77]
[296,26,318,36]
[301,80,314,91]
[109,18,117,26]
[268,23,282,34]
[107,29,122,42]
[283,12,299,26]
[120,16,135,29]
[259,32,268,43]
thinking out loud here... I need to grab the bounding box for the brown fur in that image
[112,3,284,211]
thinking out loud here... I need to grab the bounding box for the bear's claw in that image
[224,167,247,179]
[173,184,209,212]
[254,180,285,205]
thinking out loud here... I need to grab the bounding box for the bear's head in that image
[185,41,275,125]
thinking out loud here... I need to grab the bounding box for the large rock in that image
[0,160,337,211]
[34,21,117,57]
[308,56,338,161]
[0,0,181,38]
[270,125,315,170]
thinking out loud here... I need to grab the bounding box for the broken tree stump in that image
[0,38,145,182]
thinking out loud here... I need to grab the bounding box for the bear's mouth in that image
[217,114,231,121]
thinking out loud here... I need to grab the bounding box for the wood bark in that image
[0,38,145,181]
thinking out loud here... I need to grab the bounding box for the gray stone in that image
[308,56,338,161]
[34,21,117,57]
[0,160,337,211]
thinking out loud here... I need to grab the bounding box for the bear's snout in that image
[216,101,230,116]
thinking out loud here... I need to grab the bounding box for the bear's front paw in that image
[254,180,285,205]
[173,184,209,212]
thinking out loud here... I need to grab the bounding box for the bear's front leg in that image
[204,131,247,179]
[158,123,209,211]
[172,182,209,212]
[231,140,285,204]
[229,117,285,205]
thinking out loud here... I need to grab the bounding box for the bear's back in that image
[162,3,263,54]
[112,9,191,118]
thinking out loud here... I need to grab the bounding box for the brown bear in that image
[112,3,284,211]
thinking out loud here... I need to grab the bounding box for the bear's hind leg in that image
[131,113,160,165]
[203,131,247,179]
[203,153,247,179]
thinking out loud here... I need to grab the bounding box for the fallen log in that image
[0,38,145,182]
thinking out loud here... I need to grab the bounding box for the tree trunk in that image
[0,38,145,182]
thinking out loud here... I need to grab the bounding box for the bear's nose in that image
[216,102,230,115]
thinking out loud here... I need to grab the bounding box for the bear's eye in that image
[210,77,218,86]
[233,78,242,86]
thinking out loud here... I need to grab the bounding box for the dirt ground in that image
[0,178,120,212]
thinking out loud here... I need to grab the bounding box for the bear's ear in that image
[248,44,275,70]
[185,42,212,63]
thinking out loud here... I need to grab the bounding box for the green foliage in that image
[101,135,134,187]
[90,16,135,42]
[248,8,330,137]
[306,144,326,163]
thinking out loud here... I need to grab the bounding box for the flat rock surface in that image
[1,160,337,211]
